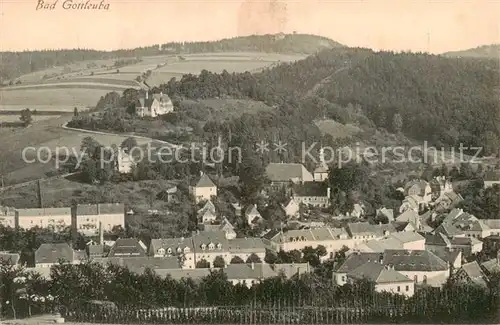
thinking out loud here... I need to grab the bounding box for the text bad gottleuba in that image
[36,0,110,10]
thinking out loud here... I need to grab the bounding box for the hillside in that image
[0,34,343,82]
[443,44,500,59]
[159,47,500,155]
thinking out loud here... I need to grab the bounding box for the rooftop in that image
[265,163,313,183]
[348,262,412,284]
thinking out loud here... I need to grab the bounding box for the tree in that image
[246,253,262,264]
[73,107,79,117]
[19,108,32,126]
[213,256,225,268]
[120,137,138,153]
[196,259,210,268]
[80,137,101,158]
[230,256,245,264]
[392,113,403,134]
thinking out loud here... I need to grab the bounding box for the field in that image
[0,115,155,185]
[0,88,112,108]
[0,114,59,122]
[315,119,362,139]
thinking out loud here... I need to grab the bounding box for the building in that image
[348,203,365,218]
[202,217,237,239]
[291,182,330,208]
[0,206,16,228]
[223,263,276,287]
[482,219,500,236]
[74,203,125,235]
[346,262,415,297]
[282,199,300,218]
[313,149,329,182]
[228,237,266,263]
[149,237,195,269]
[404,179,432,203]
[189,173,217,203]
[117,148,133,174]
[483,170,500,188]
[135,92,174,118]
[376,208,394,223]
[92,256,180,274]
[265,163,314,189]
[197,200,217,224]
[16,207,72,232]
[244,204,263,227]
[107,238,147,258]
[192,231,230,267]
[395,209,421,230]
[0,252,20,266]
[452,261,488,287]
[346,222,396,246]
[334,249,450,287]
[354,232,425,253]
[34,243,82,268]
[423,232,482,257]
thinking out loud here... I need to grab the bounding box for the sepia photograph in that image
[0,0,499,324]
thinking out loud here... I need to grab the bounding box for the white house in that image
[135,92,174,118]
[149,237,196,269]
[74,203,125,235]
[282,199,300,218]
[189,173,217,203]
[245,204,263,227]
[16,207,72,232]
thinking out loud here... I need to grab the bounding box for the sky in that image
[0,0,499,54]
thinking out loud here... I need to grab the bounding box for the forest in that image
[0,34,341,82]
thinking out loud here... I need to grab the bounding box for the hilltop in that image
[0,34,343,82]
[443,44,500,59]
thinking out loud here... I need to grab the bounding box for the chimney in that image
[251,262,255,270]
[145,91,148,100]
[99,221,104,245]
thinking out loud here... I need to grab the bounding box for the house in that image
[202,217,237,240]
[35,243,81,268]
[353,232,425,253]
[227,237,266,263]
[483,170,500,188]
[263,227,352,259]
[399,196,420,213]
[452,213,491,239]
[395,209,421,230]
[313,149,328,182]
[107,238,147,257]
[198,207,217,225]
[480,252,500,276]
[282,198,300,218]
[244,204,263,227]
[453,261,488,287]
[334,249,450,287]
[482,219,500,236]
[73,203,125,235]
[348,203,365,218]
[135,91,174,118]
[223,263,277,287]
[271,263,312,279]
[346,222,396,245]
[116,147,133,174]
[189,173,217,203]
[423,232,482,257]
[16,207,72,232]
[0,252,20,266]
[389,232,426,250]
[92,256,180,274]
[0,206,16,228]
[430,176,454,199]
[404,179,432,203]
[433,250,462,270]
[376,208,394,223]
[433,222,465,238]
[346,262,415,297]
[291,182,330,208]
[149,237,195,269]
[265,163,313,189]
[192,231,229,267]
[433,191,463,212]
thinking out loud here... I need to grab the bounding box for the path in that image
[305,63,351,98]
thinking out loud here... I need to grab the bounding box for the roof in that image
[0,252,20,265]
[156,268,211,281]
[265,163,313,183]
[0,206,16,216]
[481,259,500,274]
[359,239,403,253]
[107,238,147,257]
[404,179,429,196]
[390,231,425,244]
[192,231,229,250]
[377,208,394,220]
[87,245,104,257]
[197,200,216,215]
[433,222,464,237]
[337,249,448,273]
[76,203,124,216]
[244,204,261,217]
[442,208,465,224]
[223,263,277,280]
[136,92,172,109]
[461,261,488,287]
[422,232,450,246]
[227,238,266,253]
[396,210,419,224]
[292,182,328,197]
[35,243,74,264]
[313,164,328,173]
[93,257,179,273]
[17,207,71,217]
[150,237,194,253]
[482,219,500,230]
[347,222,395,237]
[433,249,461,265]
[192,174,216,188]
[348,262,412,284]
[271,263,311,278]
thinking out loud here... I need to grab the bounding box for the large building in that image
[74,203,125,235]
[16,207,72,231]
[265,163,314,189]
[135,92,174,118]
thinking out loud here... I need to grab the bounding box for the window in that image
[167,248,172,254]
[341,276,345,282]
[217,243,222,249]
[201,244,206,250]
[423,275,427,284]
[414,275,418,283]
[397,286,400,292]
[177,247,182,253]
[405,285,409,292]
[208,243,215,250]
[157,248,165,255]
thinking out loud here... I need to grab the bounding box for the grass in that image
[314,119,362,139]
[41,77,140,87]
[0,114,59,122]
[0,115,153,185]
[0,105,88,112]
[2,82,134,91]
[0,88,113,107]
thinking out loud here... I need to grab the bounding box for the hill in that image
[159,47,500,155]
[0,34,343,82]
[443,44,500,59]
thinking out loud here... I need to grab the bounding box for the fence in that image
[63,299,500,324]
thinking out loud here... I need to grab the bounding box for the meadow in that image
[0,88,111,108]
